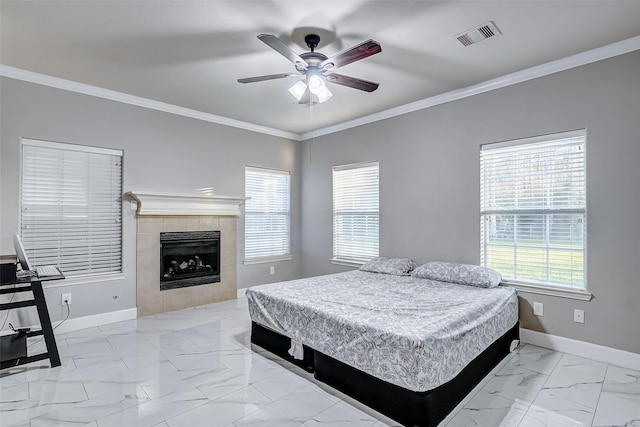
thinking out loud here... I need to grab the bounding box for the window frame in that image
[331,161,380,266]
[19,138,124,280]
[243,166,292,265]
[480,130,591,300]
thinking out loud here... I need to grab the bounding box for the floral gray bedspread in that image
[245,270,518,392]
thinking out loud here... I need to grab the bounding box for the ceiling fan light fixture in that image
[288,80,307,101]
[288,77,333,104]
[308,74,324,93]
[308,75,332,103]
[313,84,333,104]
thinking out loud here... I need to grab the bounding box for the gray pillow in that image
[359,257,418,276]
[411,261,502,288]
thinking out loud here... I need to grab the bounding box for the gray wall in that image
[0,77,302,325]
[300,52,640,354]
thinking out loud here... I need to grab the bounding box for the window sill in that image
[330,259,364,268]
[43,272,126,288]
[244,255,292,266]
[501,280,592,301]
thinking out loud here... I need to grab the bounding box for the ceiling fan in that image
[238,34,382,104]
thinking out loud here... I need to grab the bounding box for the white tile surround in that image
[1,295,638,426]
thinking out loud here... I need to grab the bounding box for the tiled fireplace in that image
[127,192,245,317]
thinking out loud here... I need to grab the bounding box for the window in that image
[480,130,586,292]
[20,139,123,277]
[332,161,379,265]
[244,166,291,263]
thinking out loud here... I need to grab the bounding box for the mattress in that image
[246,270,518,392]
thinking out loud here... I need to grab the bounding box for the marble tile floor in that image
[1,296,639,427]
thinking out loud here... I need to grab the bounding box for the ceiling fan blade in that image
[320,39,381,71]
[258,34,308,69]
[237,73,299,84]
[325,73,379,92]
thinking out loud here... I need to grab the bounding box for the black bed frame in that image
[251,321,520,427]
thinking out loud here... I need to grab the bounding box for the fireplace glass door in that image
[160,231,220,290]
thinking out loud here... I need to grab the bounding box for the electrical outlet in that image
[61,293,72,305]
[533,302,544,316]
[269,266,275,275]
[574,309,585,323]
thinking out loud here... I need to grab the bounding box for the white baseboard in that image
[51,308,137,335]
[520,328,640,371]
[237,288,247,299]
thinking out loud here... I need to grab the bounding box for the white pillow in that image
[411,261,502,288]
[359,257,418,276]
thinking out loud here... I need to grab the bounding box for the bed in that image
[246,260,519,427]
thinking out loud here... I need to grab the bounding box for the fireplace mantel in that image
[126,191,247,216]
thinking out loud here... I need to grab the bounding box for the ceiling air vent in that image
[455,21,501,47]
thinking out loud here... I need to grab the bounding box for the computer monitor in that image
[13,235,33,271]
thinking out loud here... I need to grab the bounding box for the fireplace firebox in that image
[160,231,220,290]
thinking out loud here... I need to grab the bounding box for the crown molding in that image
[2,35,639,142]
[299,35,640,141]
[0,65,300,141]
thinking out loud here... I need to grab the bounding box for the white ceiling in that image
[2,1,640,137]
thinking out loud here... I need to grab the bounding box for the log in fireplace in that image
[159,231,220,290]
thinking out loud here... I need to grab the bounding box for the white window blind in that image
[20,139,123,277]
[333,162,379,264]
[244,167,291,262]
[480,130,586,289]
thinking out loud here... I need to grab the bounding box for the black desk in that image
[0,275,63,369]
